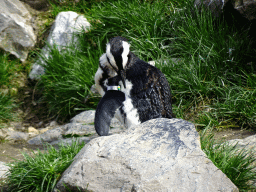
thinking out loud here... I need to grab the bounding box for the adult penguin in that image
[94,36,174,136]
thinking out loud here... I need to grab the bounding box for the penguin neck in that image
[125,52,139,70]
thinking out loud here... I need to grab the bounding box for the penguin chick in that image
[94,36,174,136]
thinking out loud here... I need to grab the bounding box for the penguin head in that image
[105,36,131,88]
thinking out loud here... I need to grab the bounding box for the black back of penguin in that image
[124,52,174,123]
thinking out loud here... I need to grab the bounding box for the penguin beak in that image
[94,90,125,136]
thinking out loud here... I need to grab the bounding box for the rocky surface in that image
[194,0,256,21]
[226,134,256,151]
[0,128,29,142]
[27,110,124,146]
[0,0,36,62]
[29,11,91,80]
[54,118,238,192]
[20,0,50,11]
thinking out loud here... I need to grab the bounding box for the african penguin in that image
[94,36,174,136]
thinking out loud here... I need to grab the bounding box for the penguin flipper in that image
[95,90,125,136]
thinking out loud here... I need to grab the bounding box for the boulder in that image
[29,11,91,80]
[54,118,238,192]
[0,0,36,62]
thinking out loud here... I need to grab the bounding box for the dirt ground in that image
[0,141,45,164]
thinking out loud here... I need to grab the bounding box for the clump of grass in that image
[200,128,256,191]
[0,53,21,124]
[36,34,103,121]
[0,93,18,125]
[5,140,85,192]
[157,0,256,129]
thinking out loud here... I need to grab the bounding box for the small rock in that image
[49,121,58,127]
[38,127,50,134]
[10,122,25,131]
[0,162,9,179]
[27,126,66,145]
[28,126,39,136]
[5,131,29,142]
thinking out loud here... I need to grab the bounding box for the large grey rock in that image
[0,0,36,62]
[29,11,91,79]
[54,118,238,192]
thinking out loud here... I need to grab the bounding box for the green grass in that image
[36,35,103,121]
[0,93,17,125]
[200,128,256,191]
[0,53,21,125]
[34,0,255,128]
[5,140,85,192]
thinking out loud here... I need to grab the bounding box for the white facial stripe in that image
[99,53,117,77]
[122,41,130,68]
[106,43,117,68]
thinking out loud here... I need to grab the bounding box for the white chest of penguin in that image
[110,79,141,129]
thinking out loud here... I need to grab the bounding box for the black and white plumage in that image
[94,36,174,136]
